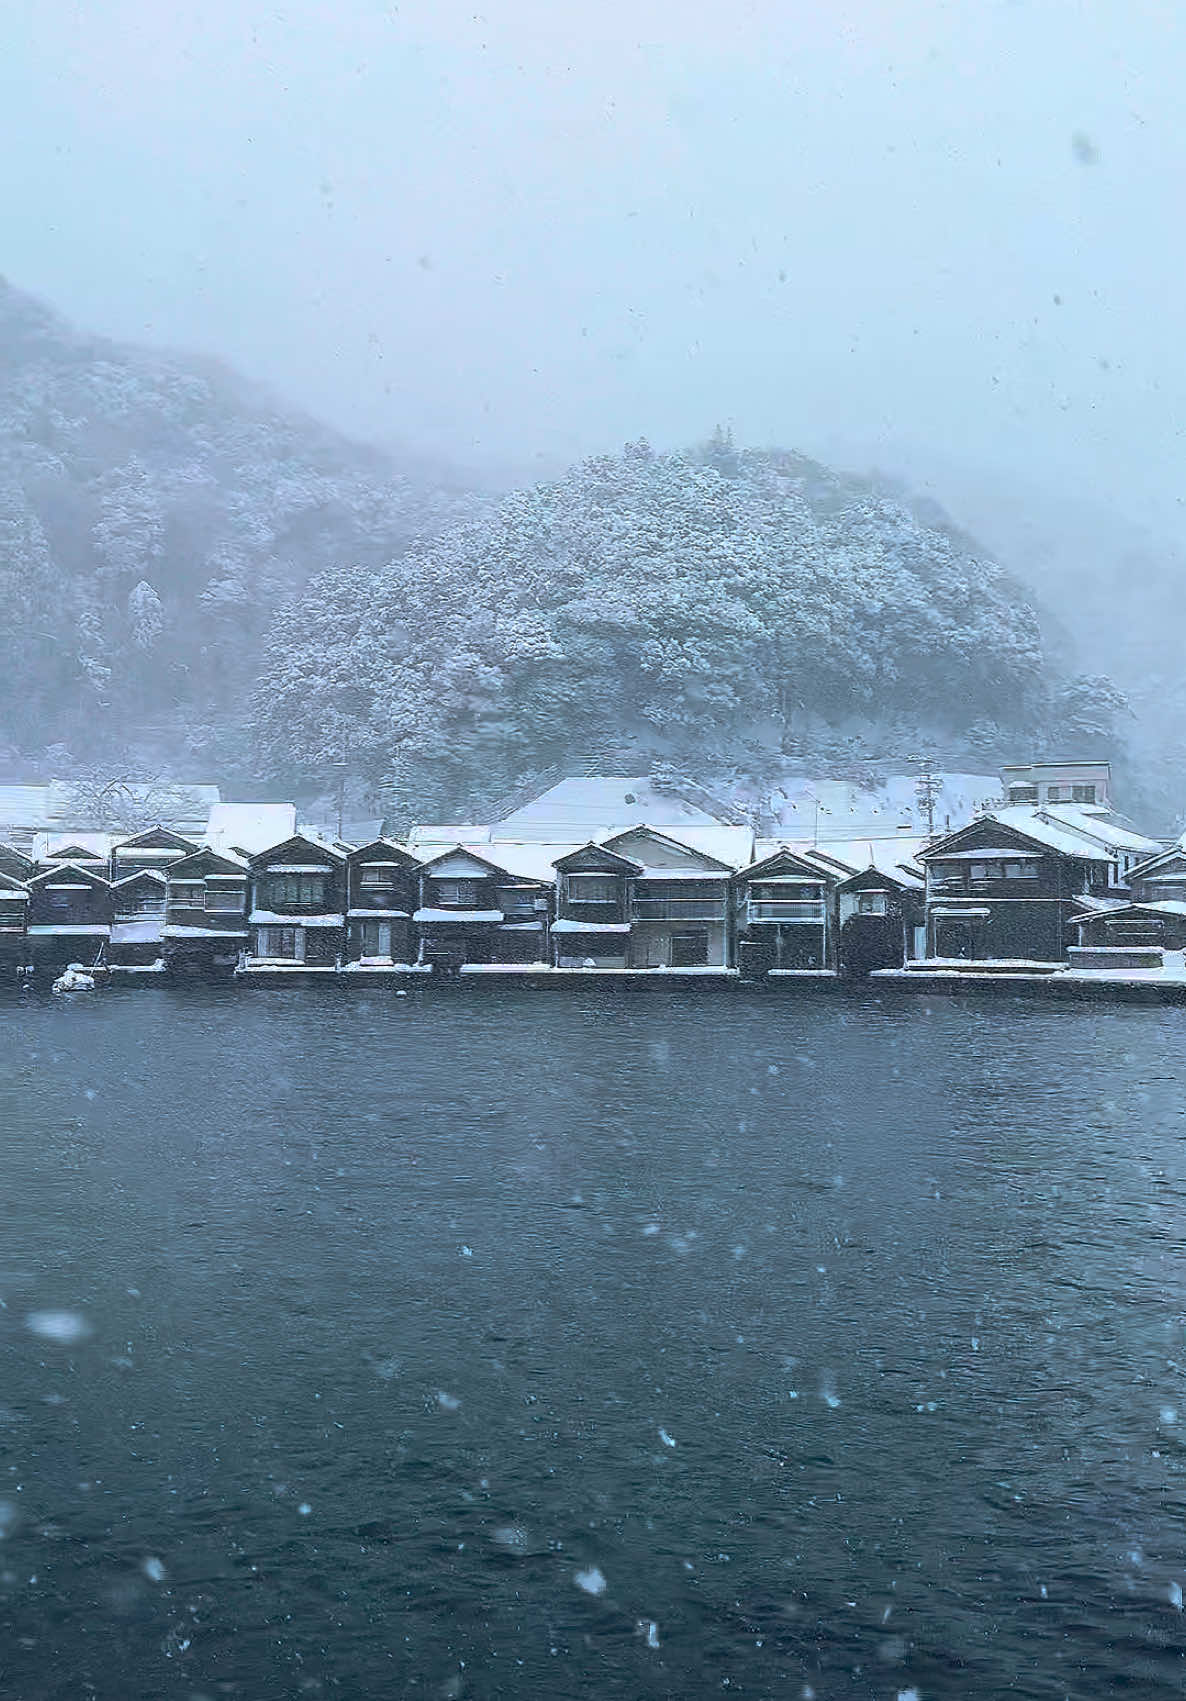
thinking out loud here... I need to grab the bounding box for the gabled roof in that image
[111,868,167,889]
[920,813,1111,864]
[418,844,519,879]
[836,861,925,892]
[34,833,115,862]
[0,875,29,898]
[603,825,735,873]
[741,845,837,882]
[110,824,200,853]
[996,804,1163,859]
[248,832,346,867]
[166,846,249,877]
[0,840,36,873]
[552,841,645,875]
[346,838,421,870]
[1128,843,1186,882]
[418,844,548,884]
[27,860,111,889]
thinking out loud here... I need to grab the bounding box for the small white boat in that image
[52,963,97,995]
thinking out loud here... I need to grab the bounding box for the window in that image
[359,919,392,958]
[269,875,325,906]
[434,879,481,907]
[1008,784,1039,804]
[857,891,888,914]
[258,925,300,959]
[131,892,166,915]
[1045,786,1064,803]
[1004,861,1038,880]
[204,887,242,911]
[566,874,618,903]
[359,866,391,887]
[1072,784,1097,804]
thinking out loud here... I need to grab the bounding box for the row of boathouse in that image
[1,764,1183,984]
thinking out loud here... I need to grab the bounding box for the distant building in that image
[204,802,297,859]
[1000,760,1112,811]
[0,780,220,852]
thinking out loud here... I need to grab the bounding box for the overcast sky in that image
[3,0,1185,537]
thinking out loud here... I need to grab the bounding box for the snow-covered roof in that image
[763,773,1001,841]
[32,832,115,862]
[248,910,344,926]
[984,809,1117,861]
[488,776,732,838]
[111,869,167,888]
[110,920,165,945]
[752,835,929,886]
[0,784,51,833]
[347,907,411,919]
[1003,804,1163,857]
[551,919,632,934]
[418,841,581,883]
[604,825,739,872]
[205,803,297,857]
[27,860,110,888]
[413,907,504,923]
[163,924,248,938]
[409,818,753,871]
[632,866,732,881]
[27,923,110,936]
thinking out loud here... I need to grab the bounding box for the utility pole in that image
[911,754,940,839]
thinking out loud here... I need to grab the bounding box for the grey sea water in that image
[2,983,1185,1699]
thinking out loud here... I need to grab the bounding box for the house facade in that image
[920,816,1114,962]
[734,847,834,977]
[601,827,733,969]
[245,835,348,970]
[414,848,551,970]
[163,847,250,973]
[836,863,926,977]
[108,870,169,970]
[344,841,420,967]
[25,862,114,971]
[551,843,640,968]
[1071,839,1186,952]
[0,873,29,973]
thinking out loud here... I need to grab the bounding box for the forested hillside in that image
[0,284,1134,824]
[251,436,1116,822]
[0,280,474,772]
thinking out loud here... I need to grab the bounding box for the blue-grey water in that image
[2,984,1185,1701]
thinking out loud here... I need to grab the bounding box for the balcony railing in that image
[747,900,826,922]
[630,899,726,920]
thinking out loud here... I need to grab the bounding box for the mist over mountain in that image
[250,432,1124,824]
[0,280,477,776]
[0,283,1148,825]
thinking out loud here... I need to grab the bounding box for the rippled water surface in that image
[2,983,1185,1700]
